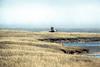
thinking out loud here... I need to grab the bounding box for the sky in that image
[0,0,100,28]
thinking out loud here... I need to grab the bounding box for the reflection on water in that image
[64,42,100,46]
[64,42,100,58]
[95,54,100,58]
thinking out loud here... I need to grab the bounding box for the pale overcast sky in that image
[0,0,100,28]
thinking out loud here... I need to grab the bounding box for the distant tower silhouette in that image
[49,27,56,32]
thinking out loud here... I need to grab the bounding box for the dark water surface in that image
[64,42,100,58]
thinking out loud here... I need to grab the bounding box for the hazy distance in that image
[0,0,100,29]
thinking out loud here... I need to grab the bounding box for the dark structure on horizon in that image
[49,27,56,32]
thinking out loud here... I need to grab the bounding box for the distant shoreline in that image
[0,28,100,33]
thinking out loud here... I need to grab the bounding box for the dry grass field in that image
[0,29,100,67]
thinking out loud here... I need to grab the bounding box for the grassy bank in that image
[0,30,100,67]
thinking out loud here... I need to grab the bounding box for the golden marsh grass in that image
[0,30,100,67]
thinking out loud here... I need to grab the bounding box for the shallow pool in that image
[64,42,100,46]
[64,42,100,58]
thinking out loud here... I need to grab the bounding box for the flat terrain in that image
[0,29,100,67]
